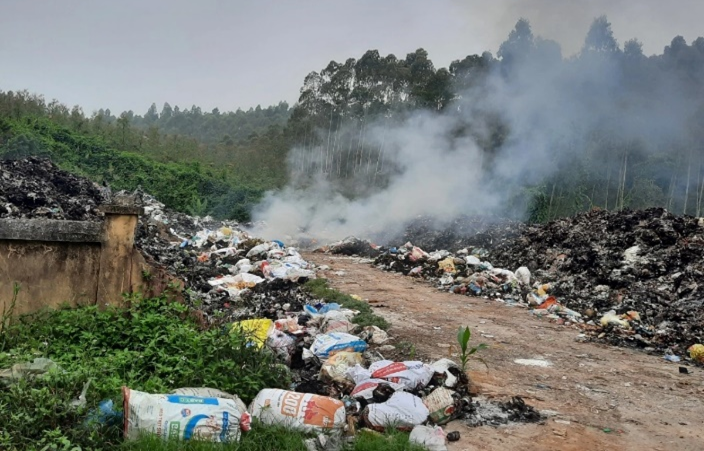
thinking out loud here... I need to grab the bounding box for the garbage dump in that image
[134,192,318,321]
[0,157,104,220]
[365,208,703,361]
[0,158,546,445]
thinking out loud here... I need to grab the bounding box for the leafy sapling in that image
[457,325,488,371]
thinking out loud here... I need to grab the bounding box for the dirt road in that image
[305,253,704,451]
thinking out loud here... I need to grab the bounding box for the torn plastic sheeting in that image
[208,273,264,288]
[310,333,368,358]
[249,389,346,432]
[362,392,429,431]
[122,387,249,442]
[0,358,58,383]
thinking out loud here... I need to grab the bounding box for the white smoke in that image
[252,18,704,244]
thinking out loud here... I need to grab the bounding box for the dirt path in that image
[305,253,704,451]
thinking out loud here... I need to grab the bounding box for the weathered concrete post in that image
[96,204,144,308]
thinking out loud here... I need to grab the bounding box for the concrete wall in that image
[0,206,178,317]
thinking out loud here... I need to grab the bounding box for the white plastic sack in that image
[310,333,367,359]
[514,266,531,285]
[123,388,248,442]
[409,425,448,451]
[246,243,271,258]
[368,360,434,390]
[249,389,345,432]
[362,392,429,431]
[465,255,481,266]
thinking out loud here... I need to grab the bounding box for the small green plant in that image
[457,325,488,371]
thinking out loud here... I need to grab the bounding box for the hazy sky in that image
[1,0,702,116]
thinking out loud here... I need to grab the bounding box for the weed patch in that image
[0,294,290,450]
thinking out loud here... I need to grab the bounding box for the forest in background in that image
[1,16,703,223]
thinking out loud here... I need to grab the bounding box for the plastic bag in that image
[320,352,363,384]
[123,388,248,442]
[323,320,355,334]
[409,246,429,262]
[438,258,456,275]
[409,425,448,451]
[266,330,296,364]
[514,266,531,285]
[310,333,368,359]
[231,319,273,349]
[246,243,271,258]
[360,326,389,345]
[249,389,346,432]
[362,392,429,431]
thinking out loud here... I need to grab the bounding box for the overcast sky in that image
[1,0,702,116]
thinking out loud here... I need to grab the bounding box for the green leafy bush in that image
[0,294,290,450]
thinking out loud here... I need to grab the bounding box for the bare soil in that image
[305,253,704,451]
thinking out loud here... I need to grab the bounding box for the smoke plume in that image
[252,17,704,245]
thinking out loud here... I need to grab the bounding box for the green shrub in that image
[0,294,290,450]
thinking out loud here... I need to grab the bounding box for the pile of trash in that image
[135,194,317,320]
[373,208,704,360]
[314,236,382,258]
[388,215,527,254]
[0,157,104,220]
[117,302,540,448]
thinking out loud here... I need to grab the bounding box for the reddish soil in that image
[305,253,704,451]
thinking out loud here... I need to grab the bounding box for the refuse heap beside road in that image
[326,208,704,362]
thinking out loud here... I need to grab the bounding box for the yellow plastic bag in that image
[438,257,456,275]
[231,319,273,349]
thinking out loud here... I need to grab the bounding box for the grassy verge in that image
[0,294,290,450]
[120,428,425,451]
[304,279,390,330]
[0,290,421,450]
